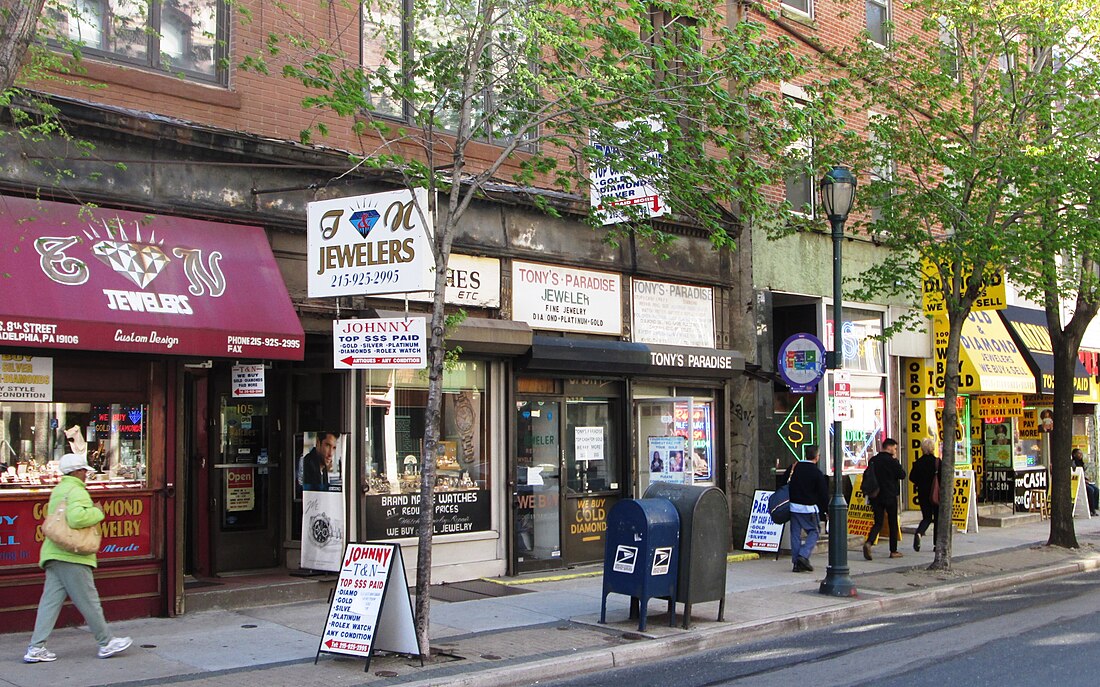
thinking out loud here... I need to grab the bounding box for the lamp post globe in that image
[819,164,857,597]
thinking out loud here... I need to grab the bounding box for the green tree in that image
[836,0,1100,567]
[253,0,836,655]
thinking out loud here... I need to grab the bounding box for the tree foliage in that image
[250,0,838,655]
[832,0,1100,566]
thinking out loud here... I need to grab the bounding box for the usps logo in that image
[612,545,638,574]
[651,547,672,576]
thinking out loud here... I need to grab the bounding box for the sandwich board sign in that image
[317,542,420,671]
[743,490,784,554]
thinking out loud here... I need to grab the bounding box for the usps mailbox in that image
[644,482,729,628]
[600,498,680,632]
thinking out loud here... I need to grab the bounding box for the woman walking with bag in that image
[909,437,940,553]
[23,453,132,663]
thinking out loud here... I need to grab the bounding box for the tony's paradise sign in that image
[317,542,419,670]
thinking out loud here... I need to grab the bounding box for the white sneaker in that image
[24,646,57,663]
[97,636,132,659]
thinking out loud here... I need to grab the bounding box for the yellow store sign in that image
[975,394,1024,418]
[921,260,1007,315]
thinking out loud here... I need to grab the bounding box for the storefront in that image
[999,306,1098,512]
[0,195,304,630]
[903,310,1036,512]
[502,260,742,573]
[513,336,742,573]
[769,296,890,479]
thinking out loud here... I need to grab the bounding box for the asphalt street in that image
[534,569,1100,687]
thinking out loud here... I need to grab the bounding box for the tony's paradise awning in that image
[999,306,1097,402]
[936,311,1035,394]
[0,195,304,360]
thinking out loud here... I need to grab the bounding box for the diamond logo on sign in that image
[92,240,170,288]
[349,209,380,238]
[613,545,638,573]
[128,408,143,424]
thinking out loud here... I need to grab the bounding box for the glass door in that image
[563,398,620,562]
[514,399,562,572]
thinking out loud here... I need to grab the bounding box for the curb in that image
[404,556,1100,687]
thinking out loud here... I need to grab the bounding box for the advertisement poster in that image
[849,474,903,544]
[301,490,346,572]
[318,543,418,665]
[226,467,255,512]
[648,435,688,484]
[0,355,52,401]
[574,427,605,462]
[673,401,713,482]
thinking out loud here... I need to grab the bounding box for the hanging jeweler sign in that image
[307,188,434,298]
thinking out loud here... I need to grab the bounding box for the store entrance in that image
[513,379,624,574]
[184,368,280,577]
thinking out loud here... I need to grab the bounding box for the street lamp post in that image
[819,165,858,597]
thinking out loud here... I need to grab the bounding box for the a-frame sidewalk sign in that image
[316,541,420,672]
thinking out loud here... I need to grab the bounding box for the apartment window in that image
[782,0,811,17]
[938,16,960,79]
[51,0,227,83]
[866,0,889,46]
[868,113,894,224]
[361,0,527,143]
[783,88,814,217]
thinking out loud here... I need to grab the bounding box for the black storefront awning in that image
[999,305,1095,401]
[522,335,744,379]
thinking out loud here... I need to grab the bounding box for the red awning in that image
[0,196,304,360]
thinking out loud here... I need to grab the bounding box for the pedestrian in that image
[781,445,829,573]
[908,437,940,552]
[1072,448,1099,516]
[24,453,132,663]
[862,438,906,561]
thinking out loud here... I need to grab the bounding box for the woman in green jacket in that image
[23,453,133,663]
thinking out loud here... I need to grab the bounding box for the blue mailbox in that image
[600,498,680,631]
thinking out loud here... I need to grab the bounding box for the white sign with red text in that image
[833,370,852,421]
[318,543,419,663]
[511,261,622,335]
[231,364,265,398]
[332,317,427,369]
[743,490,784,553]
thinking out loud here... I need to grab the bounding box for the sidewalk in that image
[5,514,1100,687]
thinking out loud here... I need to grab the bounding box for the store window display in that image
[0,402,148,489]
[360,361,490,538]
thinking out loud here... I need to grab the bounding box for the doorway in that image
[513,381,624,573]
[185,368,280,576]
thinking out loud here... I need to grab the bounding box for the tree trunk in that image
[1045,293,1097,548]
[413,207,453,658]
[930,309,966,571]
[0,0,45,93]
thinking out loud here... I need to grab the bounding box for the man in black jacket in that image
[862,438,907,560]
[782,445,829,573]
